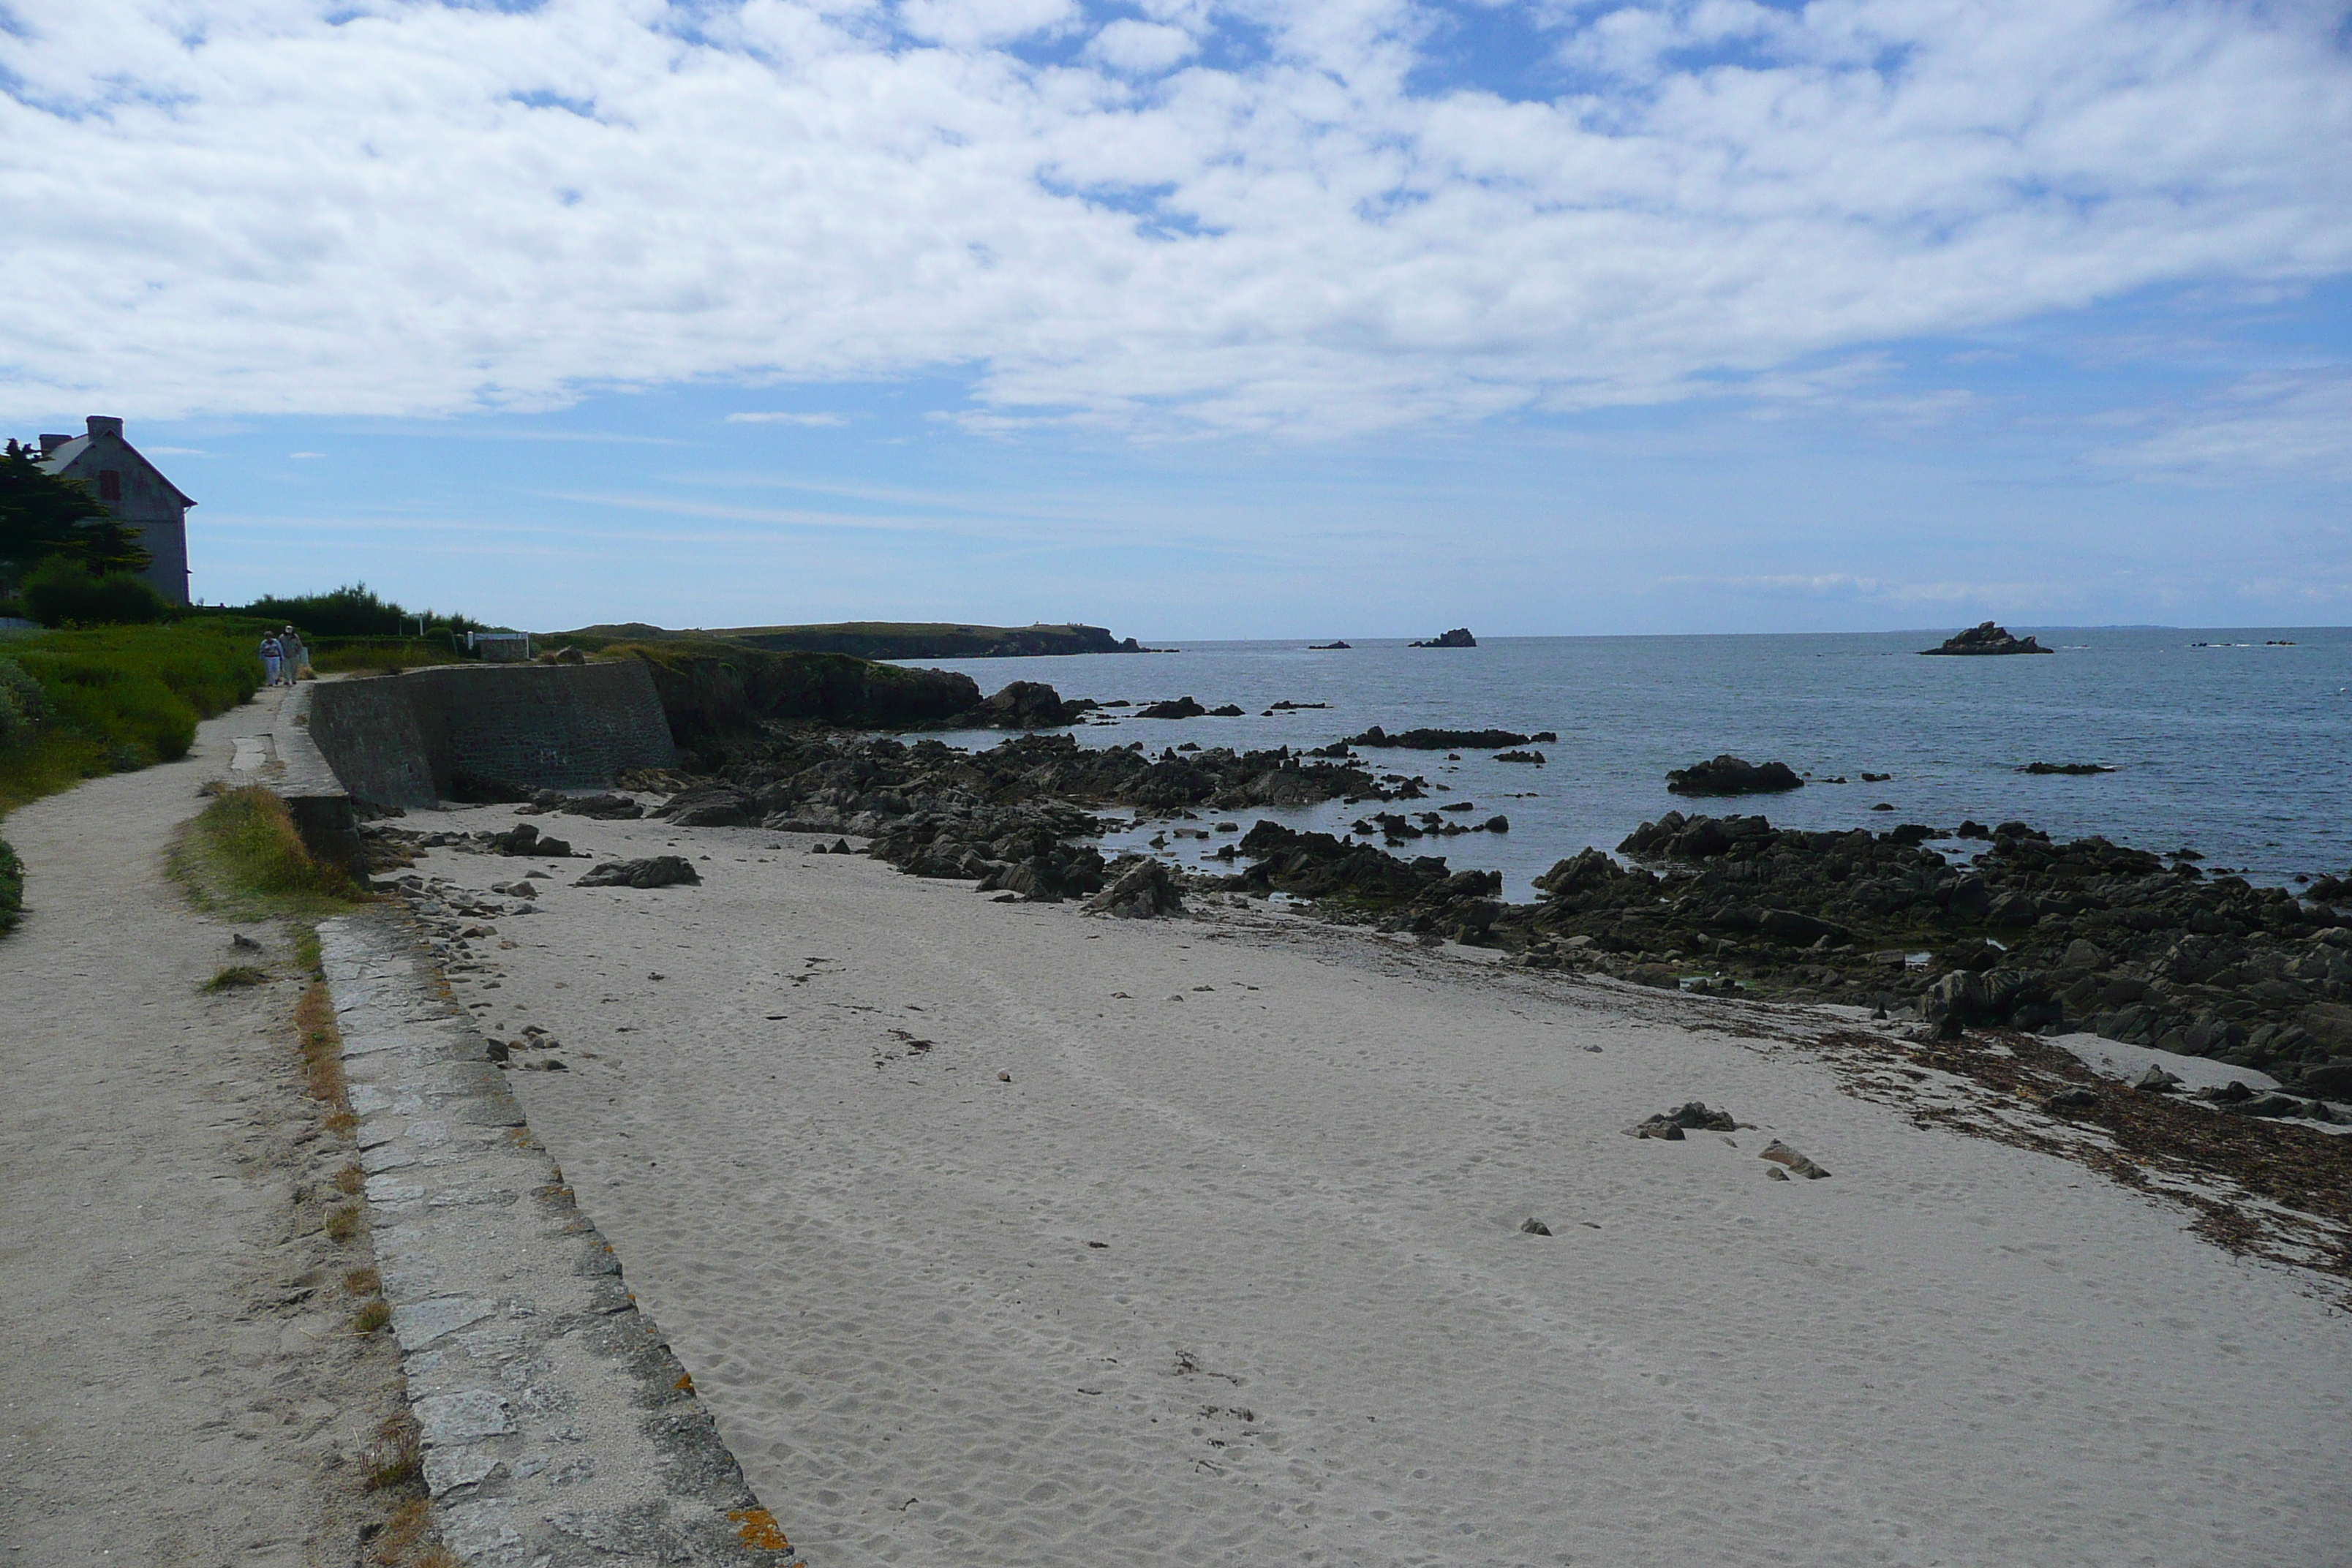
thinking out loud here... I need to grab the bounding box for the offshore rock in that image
[1921,621,2052,655]
[1665,755,1805,796]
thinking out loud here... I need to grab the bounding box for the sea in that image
[894,627,2352,899]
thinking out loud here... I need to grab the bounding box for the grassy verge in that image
[0,833,20,937]
[0,620,267,814]
[169,785,368,920]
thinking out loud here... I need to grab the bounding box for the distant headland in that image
[563,620,1148,660]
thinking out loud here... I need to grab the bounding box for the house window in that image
[98,470,121,502]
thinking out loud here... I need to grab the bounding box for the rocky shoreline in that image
[363,696,2352,1112]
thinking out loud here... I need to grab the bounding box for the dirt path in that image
[0,687,404,1566]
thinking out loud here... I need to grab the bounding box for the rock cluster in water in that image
[1921,622,2051,655]
[1665,755,1805,796]
[1409,628,1477,648]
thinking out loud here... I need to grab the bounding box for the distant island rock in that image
[1921,622,2052,656]
[1409,628,1477,648]
[2021,761,2117,775]
[1665,755,1805,796]
[1308,641,1351,649]
[568,620,1147,660]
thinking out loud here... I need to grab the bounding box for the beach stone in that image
[1665,755,1804,796]
[2045,1086,2101,1112]
[558,792,644,820]
[1759,1139,1829,1178]
[1765,1166,1792,1181]
[2299,1061,2352,1098]
[576,856,700,890]
[1520,1218,1553,1235]
[2133,1065,2183,1093]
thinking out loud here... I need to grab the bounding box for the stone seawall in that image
[309,663,676,807]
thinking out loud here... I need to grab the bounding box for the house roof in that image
[35,425,197,508]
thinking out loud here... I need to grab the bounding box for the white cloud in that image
[0,0,2345,441]
[288,451,325,458]
[1085,19,1199,72]
[725,411,850,425]
[2098,368,2352,481]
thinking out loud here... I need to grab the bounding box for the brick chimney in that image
[86,415,124,440]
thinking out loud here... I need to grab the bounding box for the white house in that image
[34,416,195,606]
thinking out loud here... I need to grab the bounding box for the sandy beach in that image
[394,805,2350,1567]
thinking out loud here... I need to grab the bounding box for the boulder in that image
[1664,756,1804,796]
[1136,697,1209,720]
[557,792,645,820]
[1759,1139,1830,1177]
[1082,856,1186,919]
[972,680,1087,729]
[489,822,574,858]
[576,855,701,889]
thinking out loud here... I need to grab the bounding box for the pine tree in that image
[0,440,153,581]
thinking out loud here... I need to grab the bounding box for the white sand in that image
[412,809,2351,1567]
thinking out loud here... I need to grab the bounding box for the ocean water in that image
[894,627,2352,897]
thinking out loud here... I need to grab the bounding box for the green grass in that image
[203,962,269,991]
[168,785,367,919]
[0,620,267,814]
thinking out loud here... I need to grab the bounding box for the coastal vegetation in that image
[168,784,365,918]
[0,622,263,812]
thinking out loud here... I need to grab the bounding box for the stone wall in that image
[308,661,676,807]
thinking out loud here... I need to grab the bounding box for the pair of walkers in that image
[259,627,307,687]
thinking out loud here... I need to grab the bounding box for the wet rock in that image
[1665,755,1804,796]
[1137,697,1209,719]
[576,856,701,889]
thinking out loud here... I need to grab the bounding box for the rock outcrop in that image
[1409,628,1477,648]
[1921,622,2052,655]
[1665,755,1804,796]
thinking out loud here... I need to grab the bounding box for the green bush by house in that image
[20,556,169,627]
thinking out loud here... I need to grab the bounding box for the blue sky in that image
[4,0,2348,636]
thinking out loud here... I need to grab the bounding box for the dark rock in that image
[972,680,1092,729]
[1347,726,1532,750]
[1409,628,1477,648]
[1207,704,1245,717]
[2022,761,2115,775]
[1082,856,1186,919]
[1493,750,1545,764]
[1308,641,1352,649]
[2300,1060,2352,1098]
[1920,621,2053,655]
[489,822,575,858]
[1664,755,1804,796]
[1520,1218,1553,1235]
[1623,1116,1685,1139]
[558,792,646,820]
[658,785,755,826]
[576,856,701,889]
[2044,1086,2101,1112]
[1136,697,1209,719]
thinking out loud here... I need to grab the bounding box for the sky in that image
[3,0,2348,636]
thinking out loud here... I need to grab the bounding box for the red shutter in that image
[99,470,121,502]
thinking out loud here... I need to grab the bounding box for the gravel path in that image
[0,688,404,1565]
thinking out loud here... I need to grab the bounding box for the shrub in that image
[21,556,167,627]
[0,655,48,747]
[0,834,20,937]
[1,623,264,811]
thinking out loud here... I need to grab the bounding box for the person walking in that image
[259,633,282,688]
[279,626,307,685]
